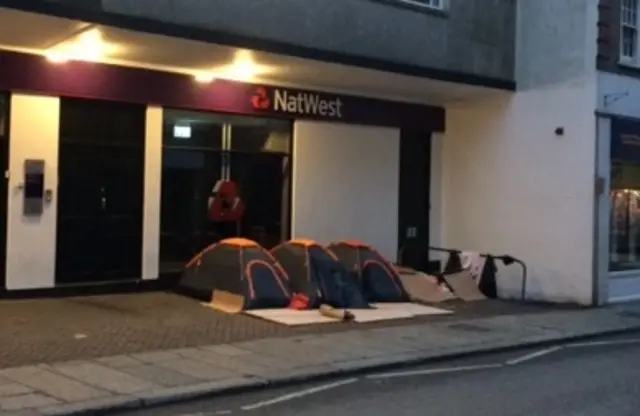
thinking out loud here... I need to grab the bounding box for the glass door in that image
[56,98,146,284]
[160,111,224,274]
[159,110,291,275]
[228,119,291,248]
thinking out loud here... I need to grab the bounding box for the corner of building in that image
[431,0,599,305]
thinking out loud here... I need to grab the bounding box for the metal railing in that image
[397,243,528,301]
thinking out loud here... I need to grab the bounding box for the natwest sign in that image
[241,82,443,130]
[252,86,343,118]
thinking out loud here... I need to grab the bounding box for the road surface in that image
[117,333,640,416]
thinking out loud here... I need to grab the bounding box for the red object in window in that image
[209,179,245,222]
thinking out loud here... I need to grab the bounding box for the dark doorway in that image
[0,94,9,289]
[397,130,432,271]
[159,110,291,275]
[56,98,145,285]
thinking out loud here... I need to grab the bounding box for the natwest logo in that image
[251,87,270,109]
[273,89,343,118]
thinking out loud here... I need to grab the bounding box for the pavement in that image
[126,332,640,415]
[0,292,570,368]
[0,299,639,415]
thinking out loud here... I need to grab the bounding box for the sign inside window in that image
[173,125,191,139]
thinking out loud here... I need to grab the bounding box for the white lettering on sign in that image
[273,89,343,118]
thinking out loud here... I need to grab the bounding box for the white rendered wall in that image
[6,94,59,290]
[434,0,599,304]
[142,106,162,280]
[292,121,400,260]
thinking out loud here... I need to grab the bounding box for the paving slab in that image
[332,354,412,372]
[0,411,42,416]
[288,334,384,361]
[0,383,32,398]
[237,343,343,367]
[202,344,252,357]
[156,358,241,381]
[95,355,145,369]
[257,364,340,384]
[0,393,59,411]
[129,351,183,364]
[114,364,201,388]
[48,362,159,394]
[134,377,265,407]
[226,338,288,353]
[0,367,108,402]
[330,332,413,356]
[37,395,140,416]
[174,349,272,376]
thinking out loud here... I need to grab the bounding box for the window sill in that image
[609,269,640,279]
[618,59,640,70]
[368,0,448,17]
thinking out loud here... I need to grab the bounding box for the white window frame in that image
[396,0,447,11]
[620,0,640,66]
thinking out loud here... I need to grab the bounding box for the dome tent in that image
[327,240,409,303]
[179,238,291,310]
[270,239,369,309]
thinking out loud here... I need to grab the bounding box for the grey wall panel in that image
[45,0,516,81]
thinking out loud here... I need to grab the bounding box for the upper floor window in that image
[621,0,639,63]
[397,0,445,11]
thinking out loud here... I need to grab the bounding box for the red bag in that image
[289,293,311,310]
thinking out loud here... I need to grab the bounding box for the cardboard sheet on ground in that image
[239,303,453,326]
[442,270,487,301]
[348,303,451,323]
[396,271,457,303]
[243,309,340,325]
[371,302,452,316]
[347,307,413,323]
[203,290,245,314]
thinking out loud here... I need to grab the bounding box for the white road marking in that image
[366,363,502,380]
[505,346,563,365]
[240,378,359,411]
[179,412,232,416]
[564,338,640,348]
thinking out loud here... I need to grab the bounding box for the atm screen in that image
[25,173,44,199]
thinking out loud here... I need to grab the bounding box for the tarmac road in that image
[117,333,640,416]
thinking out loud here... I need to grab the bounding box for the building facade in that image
[596,0,640,303]
[0,0,623,306]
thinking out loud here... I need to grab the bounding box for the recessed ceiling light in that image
[45,28,118,63]
[230,61,259,81]
[213,50,272,82]
[45,51,69,63]
[194,73,215,83]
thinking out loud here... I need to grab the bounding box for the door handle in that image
[100,186,106,211]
